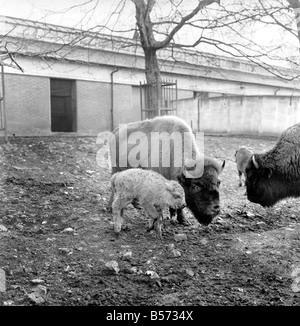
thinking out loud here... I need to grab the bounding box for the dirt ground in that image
[1,133,300,307]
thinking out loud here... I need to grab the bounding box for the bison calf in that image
[234,146,253,187]
[111,168,186,239]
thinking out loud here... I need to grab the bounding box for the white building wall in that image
[178,95,300,136]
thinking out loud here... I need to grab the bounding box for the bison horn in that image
[221,160,226,171]
[184,158,196,170]
[183,159,196,178]
[165,182,173,192]
[252,155,259,169]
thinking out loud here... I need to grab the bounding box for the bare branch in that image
[154,0,220,49]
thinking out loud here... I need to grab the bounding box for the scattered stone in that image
[0,224,8,232]
[246,212,255,218]
[3,300,14,306]
[130,267,143,275]
[200,238,208,245]
[104,261,120,274]
[61,227,74,233]
[166,243,175,252]
[0,268,6,292]
[131,267,138,274]
[169,249,181,258]
[291,281,300,293]
[291,267,300,292]
[146,270,160,279]
[31,279,45,285]
[33,285,47,296]
[15,223,24,230]
[27,292,45,304]
[185,268,195,277]
[122,251,132,261]
[285,227,294,231]
[174,233,187,242]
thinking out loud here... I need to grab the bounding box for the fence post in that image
[0,64,8,142]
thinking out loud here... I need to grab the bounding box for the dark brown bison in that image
[108,115,225,225]
[245,122,300,207]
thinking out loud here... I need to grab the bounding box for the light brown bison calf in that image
[111,168,186,239]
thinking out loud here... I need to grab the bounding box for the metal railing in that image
[0,63,7,142]
[140,79,178,120]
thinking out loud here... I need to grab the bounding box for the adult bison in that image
[108,115,225,226]
[245,122,300,207]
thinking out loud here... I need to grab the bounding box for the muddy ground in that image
[0,133,300,307]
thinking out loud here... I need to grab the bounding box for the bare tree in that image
[287,0,300,42]
[130,0,221,110]
[2,0,300,112]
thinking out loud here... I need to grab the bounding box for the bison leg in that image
[169,207,176,220]
[176,208,191,226]
[143,203,160,234]
[112,195,131,235]
[238,171,243,187]
[154,210,164,240]
[107,187,114,213]
[132,198,142,210]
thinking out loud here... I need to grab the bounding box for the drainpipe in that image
[110,67,119,131]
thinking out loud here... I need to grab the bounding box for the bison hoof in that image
[146,225,154,232]
[177,216,191,226]
[157,232,163,240]
[114,225,122,234]
[121,224,128,231]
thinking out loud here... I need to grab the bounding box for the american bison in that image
[234,146,253,187]
[245,122,300,207]
[111,168,186,239]
[108,115,225,226]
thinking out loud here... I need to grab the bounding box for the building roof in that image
[0,14,299,91]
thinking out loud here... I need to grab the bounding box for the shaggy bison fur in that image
[245,123,300,207]
[108,115,225,225]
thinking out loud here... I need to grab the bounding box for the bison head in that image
[245,155,276,207]
[178,159,225,225]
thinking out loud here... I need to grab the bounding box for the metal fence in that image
[140,79,178,120]
[0,63,7,141]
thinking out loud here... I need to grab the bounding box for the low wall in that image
[177,95,300,136]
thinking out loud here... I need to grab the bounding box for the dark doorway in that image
[50,79,76,132]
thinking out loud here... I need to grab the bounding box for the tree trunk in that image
[144,47,162,116]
